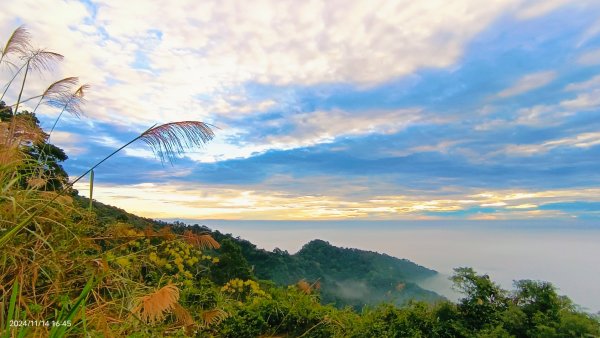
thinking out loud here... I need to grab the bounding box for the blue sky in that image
[1,0,599,220]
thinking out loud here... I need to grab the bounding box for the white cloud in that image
[48,131,87,155]
[89,135,121,148]
[515,0,573,19]
[475,71,600,131]
[73,179,600,220]
[577,17,600,47]
[178,107,433,162]
[263,108,425,149]
[561,74,600,110]
[561,90,600,110]
[504,132,600,156]
[577,48,600,65]
[514,104,573,126]
[0,0,525,130]
[565,75,600,91]
[498,71,556,97]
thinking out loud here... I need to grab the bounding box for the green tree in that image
[514,280,561,322]
[211,238,254,285]
[512,279,600,337]
[0,101,69,190]
[451,267,509,331]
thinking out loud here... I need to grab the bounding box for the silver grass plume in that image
[33,76,80,113]
[45,83,90,119]
[140,121,216,163]
[0,25,31,64]
[24,49,64,72]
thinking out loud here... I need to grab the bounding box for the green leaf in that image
[49,275,94,338]
[2,279,19,338]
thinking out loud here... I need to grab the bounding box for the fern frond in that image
[297,279,312,294]
[140,121,215,163]
[133,283,180,324]
[182,230,220,249]
[201,309,228,328]
[172,303,195,326]
[157,226,176,240]
[143,226,157,238]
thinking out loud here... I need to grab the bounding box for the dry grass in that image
[0,25,221,336]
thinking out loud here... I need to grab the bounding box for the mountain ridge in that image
[76,195,445,308]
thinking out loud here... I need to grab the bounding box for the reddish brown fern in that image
[201,309,228,328]
[297,279,312,294]
[132,283,180,324]
[182,230,220,249]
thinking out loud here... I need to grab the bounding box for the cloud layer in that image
[1,0,600,220]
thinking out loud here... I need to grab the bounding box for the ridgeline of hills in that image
[80,195,445,309]
[216,236,444,309]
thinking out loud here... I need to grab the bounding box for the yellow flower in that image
[115,257,130,267]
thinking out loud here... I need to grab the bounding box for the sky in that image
[1,0,600,221]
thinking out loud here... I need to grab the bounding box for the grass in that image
[0,25,221,336]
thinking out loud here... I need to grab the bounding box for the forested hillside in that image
[78,200,444,309]
[208,230,444,309]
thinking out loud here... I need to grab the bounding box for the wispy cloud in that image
[503,132,600,156]
[74,180,600,220]
[498,71,556,98]
[515,0,576,20]
[49,131,87,156]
